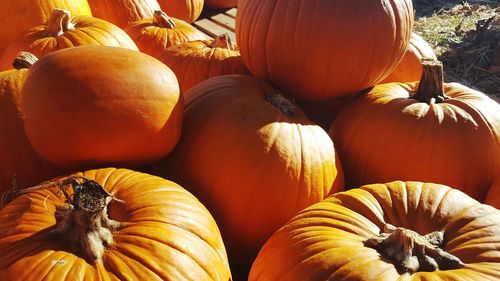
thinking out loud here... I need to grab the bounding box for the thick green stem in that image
[46,9,75,37]
[413,59,448,103]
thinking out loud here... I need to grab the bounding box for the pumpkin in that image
[0,9,138,71]
[157,0,204,23]
[0,53,64,193]
[236,0,414,100]
[124,10,208,57]
[0,0,92,56]
[157,34,249,93]
[485,173,500,209]
[204,0,237,9]
[152,74,344,278]
[330,60,500,202]
[87,0,161,28]
[380,33,437,84]
[0,167,232,280]
[296,96,353,130]
[21,46,182,169]
[250,181,500,280]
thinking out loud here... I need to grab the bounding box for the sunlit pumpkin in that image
[21,46,182,169]
[330,60,500,201]
[152,74,344,278]
[236,0,414,100]
[124,10,208,57]
[0,168,232,280]
[0,9,138,71]
[87,0,161,28]
[250,181,500,281]
[157,0,203,23]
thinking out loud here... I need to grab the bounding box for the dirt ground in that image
[413,0,499,101]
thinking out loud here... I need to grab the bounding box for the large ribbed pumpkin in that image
[380,33,437,84]
[0,54,63,192]
[153,74,344,278]
[236,0,414,100]
[250,181,500,280]
[204,0,237,9]
[87,0,161,28]
[485,173,500,209]
[21,46,182,169]
[0,0,92,55]
[157,0,203,23]
[0,9,138,71]
[330,61,500,201]
[124,10,208,57]
[0,168,232,280]
[157,34,249,93]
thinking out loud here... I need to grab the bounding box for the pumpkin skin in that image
[157,35,249,93]
[330,81,500,202]
[380,33,437,84]
[0,0,92,56]
[153,74,344,278]
[21,46,182,169]
[124,10,208,57]
[236,0,414,100]
[250,181,500,280]
[0,56,63,193]
[0,9,138,71]
[157,0,204,23]
[204,0,237,9]
[485,173,500,209]
[87,0,161,28]
[0,168,232,280]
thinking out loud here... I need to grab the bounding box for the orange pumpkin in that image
[124,10,208,57]
[0,9,138,71]
[330,60,500,201]
[0,0,92,55]
[87,0,161,28]
[250,181,500,280]
[380,33,437,84]
[157,0,204,23]
[236,0,414,100]
[485,173,500,209]
[0,168,232,280]
[21,46,182,169]
[153,74,344,278]
[205,0,237,9]
[157,34,249,93]
[0,53,64,193]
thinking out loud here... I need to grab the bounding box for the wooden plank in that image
[210,13,236,31]
[225,8,237,18]
[193,18,236,42]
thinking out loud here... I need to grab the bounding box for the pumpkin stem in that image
[264,83,295,117]
[365,224,463,273]
[46,8,75,37]
[12,52,38,69]
[413,59,448,104]
[212,34,235,50]
[0,176,122,262]
[153,10,176,29]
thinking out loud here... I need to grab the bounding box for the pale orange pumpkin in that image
[87,0,161,28]
[250,181,500,280]
[21,46,182,169]
[0,53,64,193]
[153,74,344,278]
[124,10,208,57]
[0,9,138,71]
[157,0,204,23]
[0,0,92,55]
[157,34,249,93]
[0,168,232,280]
[380,33,437,84]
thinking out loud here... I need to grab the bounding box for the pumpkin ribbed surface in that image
[87,0,161,28]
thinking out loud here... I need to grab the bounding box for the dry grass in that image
[413,1,499,100]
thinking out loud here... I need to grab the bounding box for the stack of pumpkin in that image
[0,0,499,280]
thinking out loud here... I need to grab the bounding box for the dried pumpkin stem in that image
[12,51,38,69]
[212,34,235,50]
[413,59,448,104]
[365,224,463,273]
[46,8,75,37]
[153,10,176,29]
[265,91,295,117]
